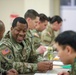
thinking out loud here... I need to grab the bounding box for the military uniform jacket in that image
[26,29,41,50]
[70,58,76,75]
[41,24,55,46]
[0,31,39,74]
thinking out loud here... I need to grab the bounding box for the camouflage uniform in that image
[0,31,39,74]
[26,29,41,51]
[26,29,44,62]
[70,58,76,75]
[41,24,55,46]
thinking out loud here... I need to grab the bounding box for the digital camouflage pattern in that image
[26,29,41,51]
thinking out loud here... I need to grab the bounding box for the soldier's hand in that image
[37,46,46,54]
[37,61,53,72]
[7,69,18,75]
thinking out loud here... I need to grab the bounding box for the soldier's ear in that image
[65,45,73,55]
[26,17,31,22]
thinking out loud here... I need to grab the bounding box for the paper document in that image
[53,61,63,65]
[34,73,57,75]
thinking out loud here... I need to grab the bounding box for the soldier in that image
[0,17,53,74]
[24,9,39,50]
[41,15,63,46]
[24,9,47,55]
[54,30,76,75]
[35,13,48,32]
[0,20,18,75]
[33,13,48,50]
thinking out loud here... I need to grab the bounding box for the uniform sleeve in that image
[0,45,14,73]
[13,62,37,73]
[0,44,38,74]
[41,31,52,46]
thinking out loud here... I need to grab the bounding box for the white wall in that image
[24,0,54,16]
[0,0,25,33]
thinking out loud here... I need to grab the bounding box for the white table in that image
[34,61,70,75]
[34,68,69,75]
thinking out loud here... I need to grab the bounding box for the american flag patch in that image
[2,49,10,55]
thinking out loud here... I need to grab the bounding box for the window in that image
[74,0,76,5]
[60,0,71,6]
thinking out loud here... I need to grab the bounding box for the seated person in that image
[0,20,18,75]
[54,30,76,75]
[41,15,62,46]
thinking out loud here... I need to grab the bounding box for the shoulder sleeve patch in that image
[1,49,10,55]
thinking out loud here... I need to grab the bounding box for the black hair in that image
[55,30,76,51]
[12,17,28,28]
[0,20,5,31]
[48,15,63,24]
[24,9,39,20]
[39,13,48,23]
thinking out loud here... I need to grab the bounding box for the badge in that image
[7,54,13,59]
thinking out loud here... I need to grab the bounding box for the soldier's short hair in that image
[24,9,39,20]
[55,30,76,51]
[39,13,48,23]
[12,17,28,28]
